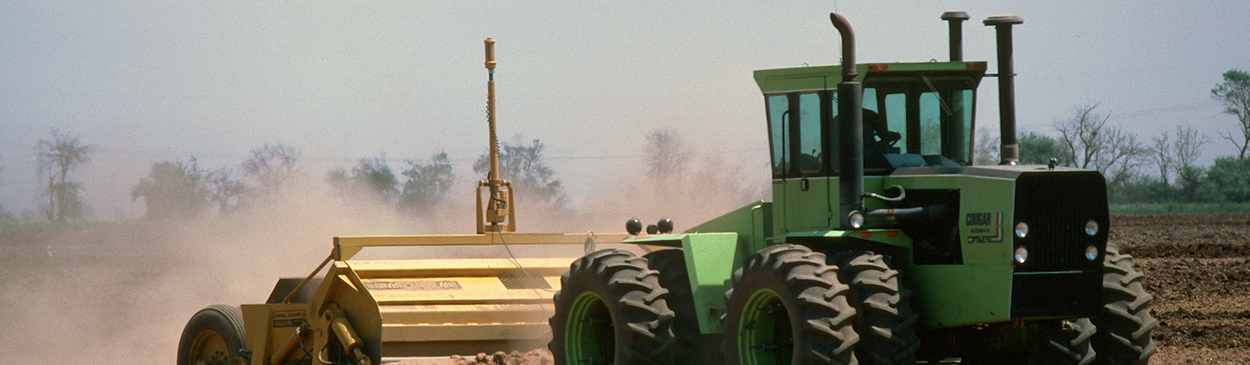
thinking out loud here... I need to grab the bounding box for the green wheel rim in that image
[566,291,614,364]
[738,289,791,365]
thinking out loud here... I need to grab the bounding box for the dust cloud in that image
[0,146,768,364]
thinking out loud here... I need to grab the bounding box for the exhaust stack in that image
[831,13,864,230]
[985,15,1024,165]
[941,12,970,62]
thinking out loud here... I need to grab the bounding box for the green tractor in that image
[549,12,1157,365]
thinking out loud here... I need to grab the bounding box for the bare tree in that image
[973,128,999,165]
[644,129,690,179]
[241,143,301,198]
[1173,124,1210,170]
[1054,103,1146,188]
[1211,69,1250,158]
[1148,132,1174,184]
[208,168,249,217]
[35,129,94,222]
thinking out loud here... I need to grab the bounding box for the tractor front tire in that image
[721,244,859,365]
[645,249,723,365]
[1092,244,1158,365]
[178,304,248,365]
[1037,319,1096,365]
[832,251,920,365]
[549,249,675,365]
[959,319,1094,365]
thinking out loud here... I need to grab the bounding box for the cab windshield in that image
[765,73,977,178]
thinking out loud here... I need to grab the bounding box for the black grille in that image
[1012,171,1108,272]
[1010,170,1107,318]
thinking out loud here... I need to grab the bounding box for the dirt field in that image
[0,212,1246,364]
[1110,213,1250,365]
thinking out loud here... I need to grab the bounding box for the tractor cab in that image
[755,61,988,234]
[757,61,986,178]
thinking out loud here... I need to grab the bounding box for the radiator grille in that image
[1012,171,1107,272]
[1010,170,1108,317]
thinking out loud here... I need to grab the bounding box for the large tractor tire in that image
[1091,244,1157,365]
[721,244,859,365]
[831,251,920,365]
[178,304,248,365]
[1035,319,1096,365]
[644,249,723,365]
[549,249,676,365]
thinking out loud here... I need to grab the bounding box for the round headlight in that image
[849,211,866,230]
[1086,245,1099,261]
[1015,222,1029,239]
[1014,246,1028,264]
[1085,220,1099,236]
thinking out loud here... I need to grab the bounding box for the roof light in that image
[967,61,987,70]
[867,63,888,71]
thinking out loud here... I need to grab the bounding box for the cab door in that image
[769,89,832,232]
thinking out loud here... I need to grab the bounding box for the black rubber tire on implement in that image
[178,304,248,365]
[831,251,920,365]
[721,244,859,365]
[645,249,724,365]
[1091,243,1158,365]
[549,249,675,365]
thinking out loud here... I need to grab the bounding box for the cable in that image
[493,230,559,293]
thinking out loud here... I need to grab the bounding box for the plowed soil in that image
[1111,213,1250,364]
[0,213,1246,364]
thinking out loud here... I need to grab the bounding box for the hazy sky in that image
[2,1,1248,220]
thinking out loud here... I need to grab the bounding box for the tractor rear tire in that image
[178,304,248,365]
[1091,243,1158,365]
[831,251,920,365]
[549,249,676,365]
[721,244,859,365]
[645,249,723,365]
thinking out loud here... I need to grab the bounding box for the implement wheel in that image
[549,249,675,365]
[831,251,920,365]
[645,249,723,365]
[178,304,248,365]
[1092,244,1158,365]
[721,244,858,365]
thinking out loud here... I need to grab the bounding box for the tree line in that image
[974,69,1250,205]
[3,68,1248,222]
[0,132,567,222]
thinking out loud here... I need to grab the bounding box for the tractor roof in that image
[753,61,988,94]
